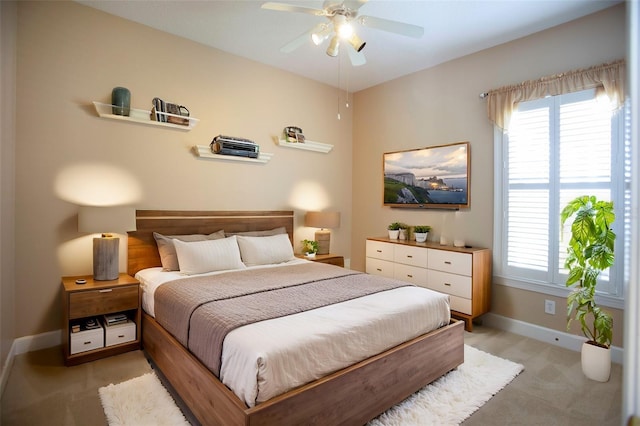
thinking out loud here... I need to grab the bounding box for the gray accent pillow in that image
[225,227,287,237]
[153,230,225,271]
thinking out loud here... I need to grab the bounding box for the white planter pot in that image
[399,229,407,240]
[581,341,611,382]
[415,232,428,243]
[388,230,400,239]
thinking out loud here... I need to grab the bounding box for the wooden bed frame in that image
[128,210,464,426]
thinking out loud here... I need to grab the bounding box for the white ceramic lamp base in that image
[93,236,119,281]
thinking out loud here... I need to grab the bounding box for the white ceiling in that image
[78,0,620,92]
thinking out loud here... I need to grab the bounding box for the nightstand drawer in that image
[70,328,104,355]
[105,321,136,347]
[69,285,138,319]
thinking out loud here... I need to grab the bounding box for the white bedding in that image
[136,262,450,407]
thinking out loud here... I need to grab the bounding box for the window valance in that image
[486,59,626,130]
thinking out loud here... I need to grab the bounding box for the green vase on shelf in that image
[111,87,130,116]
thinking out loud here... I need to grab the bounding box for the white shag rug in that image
[99,345,523,426]
[99,372,190,426]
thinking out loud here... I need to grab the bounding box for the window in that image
[494,89,626,305]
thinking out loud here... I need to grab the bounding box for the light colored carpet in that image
[368,345,524,425]
[99,345,523,426]
[99,372,190,426]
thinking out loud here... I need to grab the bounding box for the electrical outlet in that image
[545,299,556,315]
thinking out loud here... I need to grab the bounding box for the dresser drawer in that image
[70,327,104,355]
[394,244,428,267]
[394,263,427,285]
[450,295,472,315]
[105,321,136,347]
[366,240,394,261]
[426,269,472,299]
[428,249,472,276]
[69,285,139,319]
[366,257,395,278]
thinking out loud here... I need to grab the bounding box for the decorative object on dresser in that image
[366,237,491,331]
[61,274,141,366]
[387,221,403,239]
[413,225,432,242]
[383,142,470,209]
[305,211,340,255]
[78,206,136,281]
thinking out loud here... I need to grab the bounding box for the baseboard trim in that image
[482,313,623,364]
[14,329,62,355]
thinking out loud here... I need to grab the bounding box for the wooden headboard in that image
[127,210,294,276]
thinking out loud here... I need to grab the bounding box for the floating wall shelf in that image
[277,139,333,153]
[92,101,199,130]
[192,145,274,164]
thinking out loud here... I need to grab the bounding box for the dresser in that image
[366,237,491,331]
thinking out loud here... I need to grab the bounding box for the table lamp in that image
[78,206,136,281]
[305,211,340,255]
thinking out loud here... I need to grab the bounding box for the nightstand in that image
[296,253,344,267]
[61,273,141,366]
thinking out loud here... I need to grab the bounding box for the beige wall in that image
[1,1,17,372]
[14,1,353,338]
[351,4,626,347]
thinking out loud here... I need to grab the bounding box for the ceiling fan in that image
[261,1,424,67]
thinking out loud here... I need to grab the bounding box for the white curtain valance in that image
[486,59,626,130]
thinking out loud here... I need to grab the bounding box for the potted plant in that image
[398,223,409,240]
[388,222,402,239]
[301,239,319,258]
[560,195,615,382]
[413,225,431,243]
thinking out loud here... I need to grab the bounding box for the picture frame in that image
[383,141,470,209]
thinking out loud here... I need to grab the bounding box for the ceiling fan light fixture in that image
[311,24,331,45]
[326,35,340,57]
[348,33,366,52]
[337,22,353,39]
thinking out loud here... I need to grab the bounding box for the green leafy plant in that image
[388,222,403,231]
[301,239,319,254]
[413,225,432,234]
[560,195,615,348]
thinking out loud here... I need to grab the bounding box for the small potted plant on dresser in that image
[388,222,402,239]
[561,195,615,382]
[413,225,431,243]
[398,223,409,240]
[301,239,319,258]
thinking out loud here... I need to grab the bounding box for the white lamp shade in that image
[78,206,136,234]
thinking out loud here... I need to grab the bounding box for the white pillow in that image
[173,235,246,275]
[236,234,295,266]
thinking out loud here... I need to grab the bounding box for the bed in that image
[128,210,464,426]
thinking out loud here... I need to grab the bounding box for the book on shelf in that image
[104,313,128,326]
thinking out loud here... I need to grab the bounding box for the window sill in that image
[493,274,625,310]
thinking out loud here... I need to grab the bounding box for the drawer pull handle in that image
[444,261,452,265]
[98,289,113,293]
[407,255,413,258]
[376,250,382,253]
[376,268,382,272]
[444,282,452,286]
[118,334,125,338]
[84,341,92,345]
[407,274,413,278]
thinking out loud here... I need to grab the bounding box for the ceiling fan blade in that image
[357,15,424,38]
[261,2,327,16]
[346,45,366,67]
[280,24,324,53]
[342,0,369,12]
